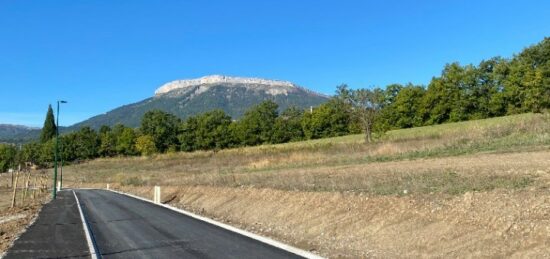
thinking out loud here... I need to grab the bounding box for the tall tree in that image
[302,98,351,140]
[272,106,305,143]
[74,127,100,160]
[0,144,17,172]
[506,37,550,113]
[99,131,116,157]
[20,142,41,167]
[382,84,426,129]
[194,110,233,150]
[178,116,199,152]
[116,127,137,156]
[337,84,385,143]
[135,135,157,156]
[235,100,279,146]
[140,110,181,152]
[40,104,57,143]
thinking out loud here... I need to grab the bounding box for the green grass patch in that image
[364,171,534,196]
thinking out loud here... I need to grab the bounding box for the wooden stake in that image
[11,171,19,208]
[32,175,36,200]
[21,171,31,205]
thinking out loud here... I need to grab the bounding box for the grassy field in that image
[64,113,549,195]
[58,113,550,257]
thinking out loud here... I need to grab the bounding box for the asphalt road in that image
[79,189,304,258]
[5,189,306,259]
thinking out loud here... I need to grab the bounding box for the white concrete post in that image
[154,186,161,204]
[106,184,110,190]
[57,181,61,192]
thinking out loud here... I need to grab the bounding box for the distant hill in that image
[0,124,41,144]
[69,75,329,129]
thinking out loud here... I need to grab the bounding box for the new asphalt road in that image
[5,189,307,259]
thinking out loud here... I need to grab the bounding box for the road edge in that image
[104,188,324,259]
[72,190,99,259]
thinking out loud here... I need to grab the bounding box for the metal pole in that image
[53,102,59,199]
[60,138,63,190]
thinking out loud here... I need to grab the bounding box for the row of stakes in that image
[6,170,50,209]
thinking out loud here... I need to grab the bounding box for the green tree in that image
[40,104,57,143]
[20,142,41,167]
[194,110,233,150]
[60,133,77,162]
[228,121,241,148]
[111,124,126,138]
[178,116,198,152]
[337,84,385,142]
[235,100,279,146]
[116,127,137,156]
[382,84,426,129]
[271,106,304,143]
[0,144,17,172]
[38,139,55,167]
[135,135,157,156]
[99,126,116,157]
[383,84,404,106]
[140,110,180,152]
[99,125,111,135]
[420,63,464,125]
[472,58,508,118]
[486,58,512,116]
[302,98,351,140]
[505,38,550,113]
[73,127,100,160]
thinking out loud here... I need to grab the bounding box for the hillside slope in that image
[70,75,328,129]
[0,124,40,144]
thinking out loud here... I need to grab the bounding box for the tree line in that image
[0,37,548,171]
[0,99,358,170]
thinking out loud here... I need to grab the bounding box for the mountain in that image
[70,75,329,129]
[0,124,41,144]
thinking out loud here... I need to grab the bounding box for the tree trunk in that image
[365,125,372,143]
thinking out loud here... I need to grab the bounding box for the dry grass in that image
[63,113,550,195]
[0,171,50,211]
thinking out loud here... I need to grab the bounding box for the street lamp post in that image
[52,100,67,199]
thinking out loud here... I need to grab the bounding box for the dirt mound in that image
[113,185,549,258]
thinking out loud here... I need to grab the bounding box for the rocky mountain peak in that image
[154,75,299,96]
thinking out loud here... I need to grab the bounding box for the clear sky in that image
[1,0,549,127]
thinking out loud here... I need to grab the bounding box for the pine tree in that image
[40,104,57,143]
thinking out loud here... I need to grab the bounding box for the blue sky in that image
[1,1,549,127]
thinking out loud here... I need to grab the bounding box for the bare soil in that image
[0,196,47,256]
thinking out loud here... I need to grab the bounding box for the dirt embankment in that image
[0,201,46,255]
[111,185,549,258]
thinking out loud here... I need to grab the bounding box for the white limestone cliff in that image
[154,75,299,96]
